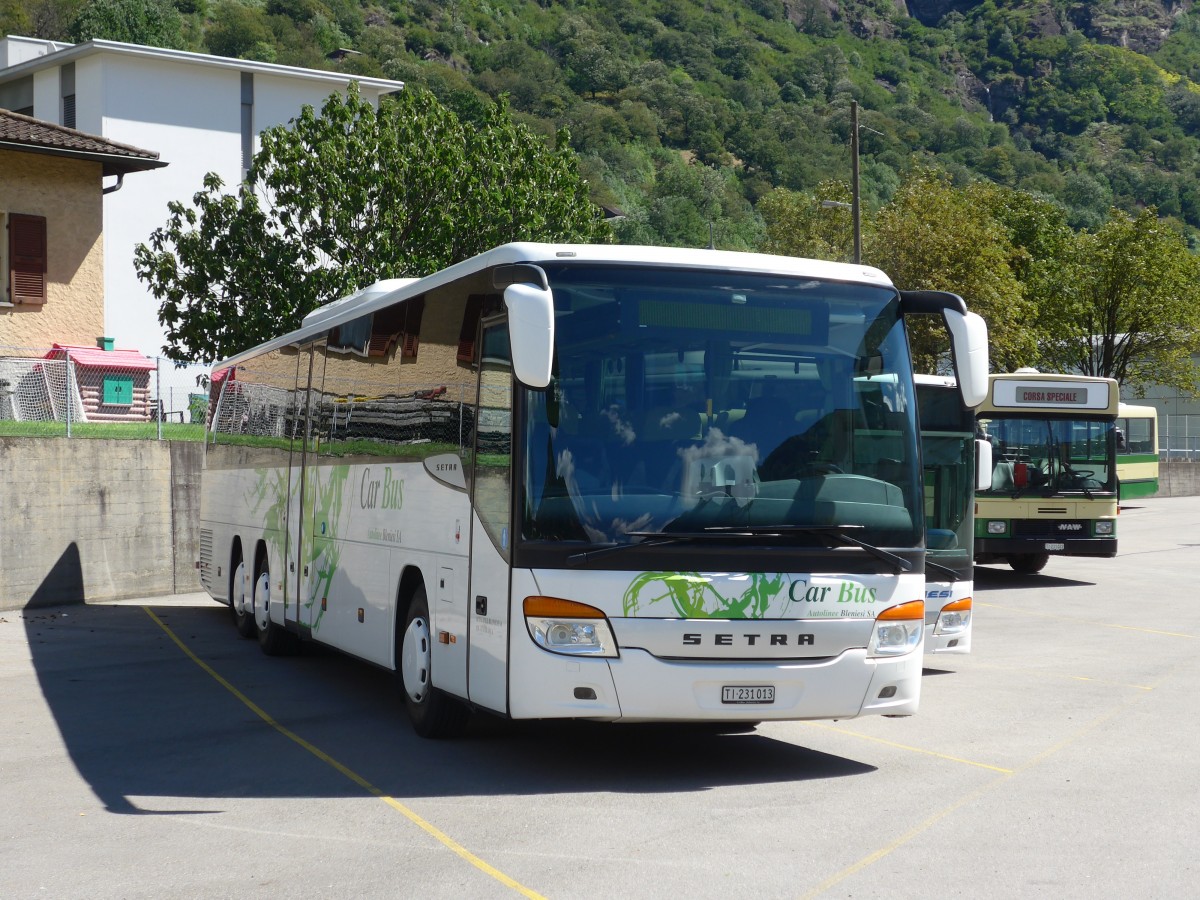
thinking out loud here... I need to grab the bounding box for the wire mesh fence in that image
[4,341,1198,465]
[1162,414,1200,462]
[0,345,210,440]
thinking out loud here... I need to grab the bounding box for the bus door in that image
[286,340,326,637]
[467,320,514,713]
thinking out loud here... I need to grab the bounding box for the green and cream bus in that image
[975,370,1119,575]
[198,243,988,736]
[1116,403,1159,500]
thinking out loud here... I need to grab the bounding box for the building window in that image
[0,75,33,117]
[62,62,76,129]
[6,214,48,305]
[241,72,254,176]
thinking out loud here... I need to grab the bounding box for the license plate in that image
[721,685,775,704]
[1045,542,1065,551]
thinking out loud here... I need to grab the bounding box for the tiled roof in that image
[0,108,166,175]
[47,344,157,370]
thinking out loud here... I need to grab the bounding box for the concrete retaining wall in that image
[1159,461,1200,498]
[0,438,202,610]
[0,440,1196,612]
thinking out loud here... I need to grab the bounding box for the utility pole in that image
[851,100,861,265]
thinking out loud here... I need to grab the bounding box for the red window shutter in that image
[368,304,403,357]
[457,294,485,363]
[400,296,425,359]
[9,214,47,304]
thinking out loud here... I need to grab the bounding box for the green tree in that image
[867,168,1037,373]
[68,0,183,47]
[0,0,33,36]
[1037,208,1200,397]
[205,0,273,59]
[758,180,855,262]
[971,181,1074,313]
[135,85,609,362]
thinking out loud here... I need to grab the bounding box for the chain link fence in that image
[0,345,209,440]
[1162,414,1200,462]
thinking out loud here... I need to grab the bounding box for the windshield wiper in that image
[564,531,744,565]
[925,559,960,582]
[566,525,916,573]
[697,525,914,573]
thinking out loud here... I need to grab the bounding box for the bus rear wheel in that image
[230,555,256,639]
[1009,554,1049,575]
[253,558,296,656]
[399,587,469,739]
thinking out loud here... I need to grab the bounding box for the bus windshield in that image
[978,415,1117,495]
[519,264,922,555]
[916,381,975,581]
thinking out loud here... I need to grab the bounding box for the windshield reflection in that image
[520,265,924,554]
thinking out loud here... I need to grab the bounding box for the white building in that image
[0,36,403,363]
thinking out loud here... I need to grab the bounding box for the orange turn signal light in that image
[876,599,925,621]
[523,596,606,618]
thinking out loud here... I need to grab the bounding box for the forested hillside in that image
[8,0,1200,250]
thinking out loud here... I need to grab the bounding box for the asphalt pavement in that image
[1,496,1196,899]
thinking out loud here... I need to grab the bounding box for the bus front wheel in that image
[1009,554,1049,575]
[399,586,469,739]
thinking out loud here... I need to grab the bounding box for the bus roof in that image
[913,373,958,388]
[212,243,896,370]
[1118,402,1158,416]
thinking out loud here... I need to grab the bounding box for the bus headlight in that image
[1094,520,1115,535]
[524,596,618,658]
[868,600,924,657]
[934,598,972,635]
[986,520,1008,535]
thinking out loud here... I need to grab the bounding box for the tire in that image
[253,557,296,656]
[1009,553,1050,575]
[399,586,469,738]
[230,555,257,639]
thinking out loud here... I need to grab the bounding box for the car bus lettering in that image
[360,468,404,511]
[788,581,832,603]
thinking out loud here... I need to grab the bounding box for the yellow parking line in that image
[144,607,546,900]
[802,721,1013,773]
[968,663,1155,692]
[975,602,1196,638]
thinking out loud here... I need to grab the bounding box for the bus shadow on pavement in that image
[972,565,1094,590]
[21,600,874,815]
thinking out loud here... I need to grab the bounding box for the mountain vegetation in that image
[6,0,1200,388]
[8,0,1200,247]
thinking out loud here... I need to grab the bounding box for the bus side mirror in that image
[504,282,555,388]
[975,438,993,492]
[897,291,989,408]
[944,310,989,408]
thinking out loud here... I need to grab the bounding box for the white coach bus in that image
[914,374,992,656]
[198,243,988,737]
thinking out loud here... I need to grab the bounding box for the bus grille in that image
[1013,519,1088,539]
[198,528,213,591]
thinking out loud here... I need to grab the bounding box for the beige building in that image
[0,108,164,352]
